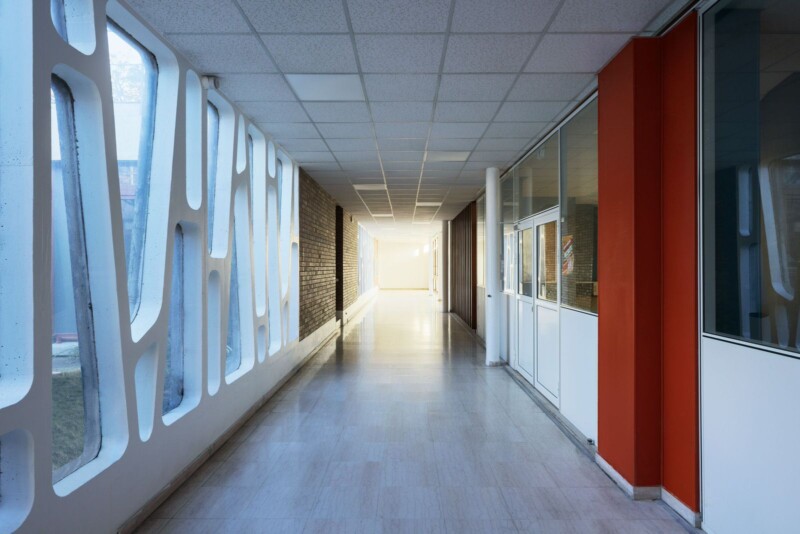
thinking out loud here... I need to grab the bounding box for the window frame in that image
[699,0,800,360]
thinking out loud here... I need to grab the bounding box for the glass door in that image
[515,218,534,381]
[533,208,560,406]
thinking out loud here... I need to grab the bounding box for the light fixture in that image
[353,184,387,191]
[415,201,442,207]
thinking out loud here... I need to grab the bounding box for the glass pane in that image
[537,221,558,302]
[519,228,533,297]
[477,195,485,287]
[207,103,220,253]
[560,101,599,313]
[501,174,516,223]
[703,0,800,354]
[51,79,101,481]
[163,226,184,414]
[517,134,559,219]
[226,227,241,375]
[108,23,157,318]
[503,225,515,292]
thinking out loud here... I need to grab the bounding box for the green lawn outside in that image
[51,371,86,471]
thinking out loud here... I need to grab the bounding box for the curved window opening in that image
[108,21,158,320]
[163,226,184,414]
[207,103,220,254]
[51,76,101,482]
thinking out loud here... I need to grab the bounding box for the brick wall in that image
[339,207,359,310]
[299,169,336,340]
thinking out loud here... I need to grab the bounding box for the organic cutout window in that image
[225,226,242,376]
[207,103,220,254]
[50,77,101,482]
[163,226,184,414]
[108,22,158,319]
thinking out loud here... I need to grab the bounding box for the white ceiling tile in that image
[444,34,538,73]
[374,123,430,138]
[494,101,569,122]
[434,102,500,122]
[377,138,427,151]
[341,162,382,171]
[430,122,488,138]
[316,122,373,138]
[427,138,479,151]
[508,73,595,101]
[128,0,249,33]
[279,138,330,152]
[551,0,671,32]
[334,150,380,162]
[476,138,530,151]
[371,102,433,122]
[382,162,424,171]
[438,74,517,101]
[238,0,348,32]
[220,74,295,102]
[258,122,320,139]
[452,0,560,33]
[356,35,445,73]
[381,151,425,162]
[484,121,549,138]
[326,138,377,151]
[469,150,519,162]
[291,151,336,162]
[425,161,466,171]
[348,0,450,32]
[285,74,364,101]
[305,102,371,122]
[525,33,632,73]
[303,162,342,171]
[167,34,275,73]
[238,101,310,123]
[263,35,357,73]
[363,75,439,101]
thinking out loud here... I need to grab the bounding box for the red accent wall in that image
[661,13,699,511]
[597,37,663,488]
[598,13,699,511]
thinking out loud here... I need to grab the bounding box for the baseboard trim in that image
[339,287,378,326]
[118,320,341,534]
[595,454,661,500]
[662,488,702,527]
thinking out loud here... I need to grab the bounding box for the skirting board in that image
[339,286,378,326]
[595,454,661,500]
[662,488,702,527]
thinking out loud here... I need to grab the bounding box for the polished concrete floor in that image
[138,291,691,534]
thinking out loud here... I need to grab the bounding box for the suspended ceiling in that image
[128,0,687,236]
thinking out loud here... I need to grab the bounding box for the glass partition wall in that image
[499,98,598,315]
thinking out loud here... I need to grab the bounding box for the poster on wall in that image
[562,235,574,275]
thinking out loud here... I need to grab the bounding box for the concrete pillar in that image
[485,167,501,366]
[441,221,449,313]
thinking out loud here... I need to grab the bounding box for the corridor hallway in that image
[138,291,689,534]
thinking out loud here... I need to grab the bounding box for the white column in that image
[485,167,501,366]
[441,221,449,313]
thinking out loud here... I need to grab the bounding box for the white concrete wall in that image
[377,239,429,289]
[0,2,313,532]
[701,337,800,534]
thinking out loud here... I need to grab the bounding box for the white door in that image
[515,219,534,381]
[533,209,560,406]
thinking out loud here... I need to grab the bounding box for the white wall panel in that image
[701,337,800,534]
[559,308,598,443]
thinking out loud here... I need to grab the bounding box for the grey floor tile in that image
[135,292,689,534]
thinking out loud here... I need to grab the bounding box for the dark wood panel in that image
[450,201,477,329]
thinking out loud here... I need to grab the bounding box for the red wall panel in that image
[597,13,699,511]
[661,12,699,511]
